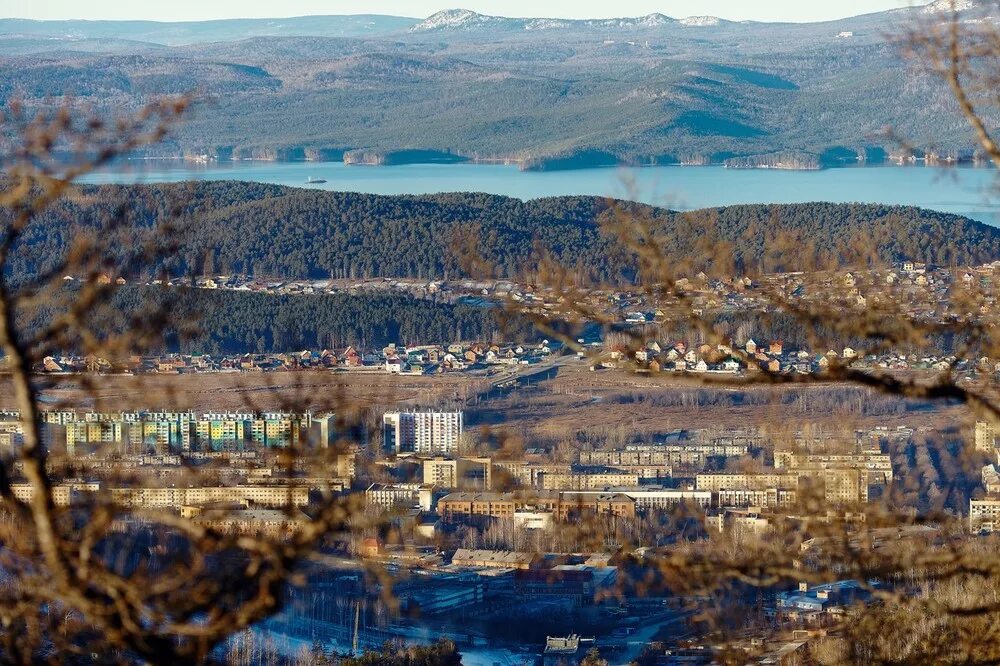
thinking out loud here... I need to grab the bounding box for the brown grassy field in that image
[0,363,965,450]
[3,371,479,413]
[469,363,967,449]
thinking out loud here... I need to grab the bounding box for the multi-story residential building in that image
[5,410,318,456]
[40,411,76,425]
[110,485,310,508]
[196,412,309,451]
[705,508,771,534]
[541,471,641,491]
[492,460,534,486]
[66,419,124,456]
[383,411,463,454]
[774,451,894,484]
[197,412,250,451]
[332,452,357,481]
[524,464,572,488]
[580,450,672,466]
[437,492,636,524]
[696,473,799,492]
[308,413,365,448]
[576,487,712,511]
[557,492,637,519]
[365,483,434,511]
[0,419,23,455]
[716,487,797,509]
[11,481,100,506]
[122,411,195,453]
[984,464,1000,495]
[437,492,516,522]
[603,465,672,481]
[601,443,750,468]
[255,412,308,448]
[971,498,1000,532]
[422,457,492,490]
[575,451,672,479]
[12,482,309,508]
[976,421,998,453]
[794,467,870,504]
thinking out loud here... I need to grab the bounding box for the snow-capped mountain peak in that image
[635,13,672,27]
[525,18,571,30]
[410,9,497,31]
[921,0,977,13]
[679,15,722,27]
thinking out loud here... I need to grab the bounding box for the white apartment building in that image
[383,410,463,454]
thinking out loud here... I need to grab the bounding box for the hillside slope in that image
[1,4,994,165]
[17,182,1000,281]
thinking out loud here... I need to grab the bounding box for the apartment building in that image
[794,468,870,504]
[11,481,100,506]
[438,491,637,523]
[365,483,434,511]
[695,473,799,492]
[422,457,492,490]
[197,411,308,451]
[774,450,894,484]
[18,410,317,456]
[492,460,533,486]
[557,492,637,519]
[437,492,516,522]
[716,487,797,509]
[976,421,998,453]
[0,420,23,454]
[12,482,309,508]
[541,471,641,491]
[66,419,124,457]
[574,488,712,511]
[110,485,310,508]
[383,411,463,454]
[612,443,749,467]
[971,498,1000,532]
[705,509,771,534]
[580,450,672,466]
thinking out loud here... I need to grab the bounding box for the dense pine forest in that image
[17,182,1000,284]
[32,286,532,354]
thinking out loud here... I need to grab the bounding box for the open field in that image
[0,371,483,413]
[0,360,968,450]
[468,363,968,450]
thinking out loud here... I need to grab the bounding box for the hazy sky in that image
[4,1,927,23]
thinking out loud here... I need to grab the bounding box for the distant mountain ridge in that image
[407,9,727,32]
[0,2,963,46]
[1,1,995,168]
[0,14,418,46]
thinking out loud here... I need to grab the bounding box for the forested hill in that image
[19,181,1000,281]
[3,4,991,166]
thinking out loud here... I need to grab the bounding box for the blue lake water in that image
[81,161,1000,225]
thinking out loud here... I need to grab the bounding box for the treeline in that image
[16,182,1000,285]
[31,286,537,354]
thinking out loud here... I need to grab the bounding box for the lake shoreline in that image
[80,161,1000,227]
[147,155,997,173]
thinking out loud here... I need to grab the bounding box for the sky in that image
[4,1,927,24]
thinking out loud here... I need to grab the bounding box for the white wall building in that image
[383,411,463,454]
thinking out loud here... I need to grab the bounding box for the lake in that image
[80,161,1000,225]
